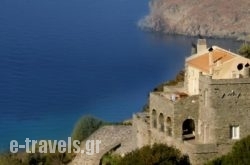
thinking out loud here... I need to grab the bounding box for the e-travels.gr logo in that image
[10,137,101,155]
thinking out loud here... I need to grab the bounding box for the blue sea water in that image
[0,0,242,150]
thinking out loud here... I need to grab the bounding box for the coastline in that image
[138,22,250,42]
[138,0,250,42]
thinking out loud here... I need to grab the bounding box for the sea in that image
[0,0,242,151]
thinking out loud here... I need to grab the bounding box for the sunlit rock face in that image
[138,0,250,40]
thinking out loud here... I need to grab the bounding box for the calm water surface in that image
[0,0,242,150]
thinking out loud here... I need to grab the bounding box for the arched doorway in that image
[166,117,172,136]
[148,130,152,144]
[159,113,164,132]
[182,119,195,140]
[152,110,157,129]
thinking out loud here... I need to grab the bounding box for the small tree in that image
[207,135,250,165]
[0,153,23,165]
[238,43,250,59]
[105,143,190,165]
[71,115,105,141]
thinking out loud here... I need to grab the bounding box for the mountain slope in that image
[139,0,250,40]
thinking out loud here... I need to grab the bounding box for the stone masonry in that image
[134,40,250,164]
[70,125,136,165]
[69,39,250,165]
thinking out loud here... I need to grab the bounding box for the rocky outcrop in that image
[138,0,250,40]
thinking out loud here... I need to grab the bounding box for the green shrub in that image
[0,153,23,165]
[101,143,190,165]
[0,142,77,165]
[154,70,184,91]
[238,43,250,59]
[207,135,250,165]
[101,153,122,165]
[71,115,105,141]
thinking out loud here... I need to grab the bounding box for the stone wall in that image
[185,65,202,95]
[146,124,218,165]
[199,74,250,154]
[198,76,216,144]
[174,95,199,139]
[132,112,150,148]
[149,92,175,136]
[69,125,137,165]
[149,91,199,139]
[70,72,250,165]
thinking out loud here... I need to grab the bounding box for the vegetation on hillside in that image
[100,143,190,165]
[154,70,185,92]
[71,115,106,141]
[207,135,250,165]
[0,149,73,165]
[238,42,250,59]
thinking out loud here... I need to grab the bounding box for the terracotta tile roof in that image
[187,48,235,73]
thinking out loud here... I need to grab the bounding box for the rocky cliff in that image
[138,0,250,40]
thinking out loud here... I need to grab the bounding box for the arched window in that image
[182,119,195,140]
[159,113,164,132]
[152,110,157,129]
[148,130,152,144]
[166,117,172,136]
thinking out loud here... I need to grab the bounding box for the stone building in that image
[133,39,250,164]
[71,39,250,165]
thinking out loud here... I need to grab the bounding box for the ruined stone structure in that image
[70,126,136,165]
[70,39,250,165]
[134,39,250,164]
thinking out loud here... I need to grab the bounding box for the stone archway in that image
[182,119,195,140]
[166,117,172,136]
[159,113,164,132]
[152,109,157,129]
[148,130,152,144]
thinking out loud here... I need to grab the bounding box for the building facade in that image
[133,39,250,164]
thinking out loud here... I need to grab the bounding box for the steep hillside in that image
[139,0,250,40]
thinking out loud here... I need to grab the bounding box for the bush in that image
[207,135,250,165]
[154,70,184,91]
[238,43,250,59]
[101,153,122,165]
[0,153,23,165]
[101,143,190,165]
[0,146,74,165]
[71,115,105,141]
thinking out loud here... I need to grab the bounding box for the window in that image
[152,110,157,129]
[159,113,164,132]
[166,117,172,136]
[237,63,243,70]
[231,125,240,139]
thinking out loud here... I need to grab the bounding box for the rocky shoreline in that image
[138,0,250,41]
